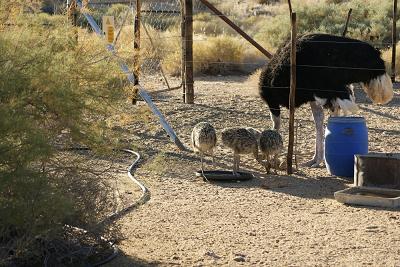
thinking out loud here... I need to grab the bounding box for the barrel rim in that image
[327,116,366,123]
[355,152,400,159]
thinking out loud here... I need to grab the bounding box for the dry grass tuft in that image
[193,35,245,75]
[246,68,263,93]
[382,44,400,76]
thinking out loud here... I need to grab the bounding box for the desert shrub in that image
[253,0,398,50]
[76,5,107,29]
[242,46,269,72]
[0,11,127,265]
[161,30,183,76]
[142,13,181,31]
[253,2,346,48]
[106,4,132,27]
[193,12,236,35]
[325,0,349,4]
[247,68,264,93]
[253,12,291,50]
[115,23,182,76]
[342,0,395,44]
[193,35,245,75]
[382,44,400,75]
[161,33,264,76]
[254,0,281,5]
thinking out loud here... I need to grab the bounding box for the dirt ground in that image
[104,74,400,266]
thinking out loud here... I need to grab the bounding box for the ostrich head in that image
[361,73,393,104]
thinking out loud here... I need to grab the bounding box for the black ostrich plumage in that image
[259,33,387,117]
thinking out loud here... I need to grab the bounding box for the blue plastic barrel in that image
[325,117,368,177]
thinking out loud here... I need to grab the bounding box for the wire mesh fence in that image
[74,0,184,91]
[65,0,399,92]
[139,0,181,80]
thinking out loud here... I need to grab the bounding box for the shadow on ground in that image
[203,169,350,200]
[104,251,160,267]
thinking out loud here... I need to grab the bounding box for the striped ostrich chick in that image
[259,129,284,174]
[221,127,259,175]
[191,122,217,172]
[245,127,261,143]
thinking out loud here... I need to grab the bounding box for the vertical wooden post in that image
[180,0,186,102]
[287,0,292,15]
[342,8,352,37]
[392,0,398,82]
[134,0,141,86]
[287,12,297,175]
[67,0,78,41]
[183,0,194,104]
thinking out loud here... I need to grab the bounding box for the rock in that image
[205,251,220,259]
[234,255,246,262]
[233,253,246,262]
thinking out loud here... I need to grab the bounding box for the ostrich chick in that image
[245,127,261,142]
[221,128,259,175]
[191,122,217,172]
[259,129,284,174]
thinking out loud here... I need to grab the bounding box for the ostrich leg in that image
[270,112,281,130]
[303,101,324,167]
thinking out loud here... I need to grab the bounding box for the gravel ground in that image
[105,74,400,266]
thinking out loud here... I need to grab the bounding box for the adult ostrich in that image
[259,33,393,167]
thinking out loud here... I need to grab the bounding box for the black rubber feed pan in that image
[196,170,254,181]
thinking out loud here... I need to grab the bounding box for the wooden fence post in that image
[180,0,186,102]
[134,0,141,86]
[199,0,272,59]
[287,0,292,15]
[287,12,297,175]
[67,0,78,41]
[183,0,194,104]
[392,0,397,82]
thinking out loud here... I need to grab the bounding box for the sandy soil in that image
[104,74,400,266]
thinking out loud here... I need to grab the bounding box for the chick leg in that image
[273,154,279,174]
[265,154,271,174]
[211,150,216,168]
[236,154,241,174]
[232,152,238,175]
[200,152,204,172]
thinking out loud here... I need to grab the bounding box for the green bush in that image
[252,0,398,50]
[106,4,133,27]
[0,11,126,265]
[193,35,245,74]
[193,12,236,35]
[382,44,400,75]
[255,0,281,5]
[325,0,349,4]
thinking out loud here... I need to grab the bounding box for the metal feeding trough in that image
[195,170,254,182]
[334,186,400,208]
[354,153,400,189]
[334,153,400,208]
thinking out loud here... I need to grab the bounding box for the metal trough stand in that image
[334,153,400,208]
[354,153,400,189]
[334,186,400,208]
